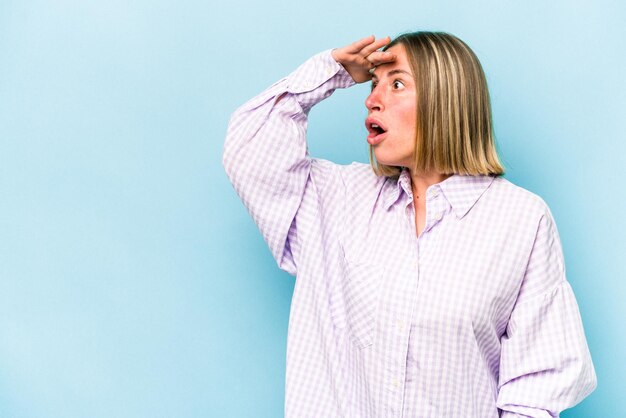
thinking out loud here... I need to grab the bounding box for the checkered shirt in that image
[223,50,597,418]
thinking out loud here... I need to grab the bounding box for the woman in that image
[223,32,597,417]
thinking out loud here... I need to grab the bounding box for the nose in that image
[365,84,384,112]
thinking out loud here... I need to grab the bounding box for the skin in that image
[332,36,451,237]
[365,43,417,170]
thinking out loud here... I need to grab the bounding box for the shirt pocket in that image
[341,259,384,349]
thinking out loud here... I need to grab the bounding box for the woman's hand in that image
[331,35,396,83]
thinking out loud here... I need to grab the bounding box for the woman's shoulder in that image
[308,159,389,212]
[489,176,553,218]
[311,159,386,189]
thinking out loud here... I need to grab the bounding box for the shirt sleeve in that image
[496,207,597,417]
[222,50,355,276]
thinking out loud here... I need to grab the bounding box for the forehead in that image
[372,44,412,78]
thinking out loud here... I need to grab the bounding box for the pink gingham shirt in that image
[223,50,597,417]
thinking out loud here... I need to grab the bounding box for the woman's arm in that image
[222,36,394,276]
[496,207,597,417]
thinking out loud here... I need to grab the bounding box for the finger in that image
[361,36,391,55]
[344,35,376,53]
[366,50,397,66]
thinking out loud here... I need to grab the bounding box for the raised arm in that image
[222,36,395,276]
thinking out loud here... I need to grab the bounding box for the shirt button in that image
[396,320,404,332]
[392,378,399,387]
[435,212,443,221]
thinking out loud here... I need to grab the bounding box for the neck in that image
[409,170,452,202]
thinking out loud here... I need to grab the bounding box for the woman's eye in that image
[393,80,405,90]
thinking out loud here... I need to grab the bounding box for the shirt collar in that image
[383,168,412,210]
[383,168,496,219]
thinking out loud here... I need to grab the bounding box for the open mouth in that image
[370,124,385,135]
[366,118,388,145]
[366,119,387,135]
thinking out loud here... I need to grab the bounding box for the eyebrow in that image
[371,69,412,80]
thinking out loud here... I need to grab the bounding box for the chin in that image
[373,153,407,168]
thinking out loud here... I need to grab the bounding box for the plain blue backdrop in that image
[1,0,624,417]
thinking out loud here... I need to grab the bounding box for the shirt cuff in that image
[287,49,356,93]
[282,49,356,112]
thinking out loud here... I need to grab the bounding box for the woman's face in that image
[365,44,417,168]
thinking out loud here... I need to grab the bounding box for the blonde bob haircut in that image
[370,31,505,177]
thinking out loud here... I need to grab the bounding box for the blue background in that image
[1,0,624,417]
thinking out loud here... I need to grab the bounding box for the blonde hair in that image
[370,32,505,177]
